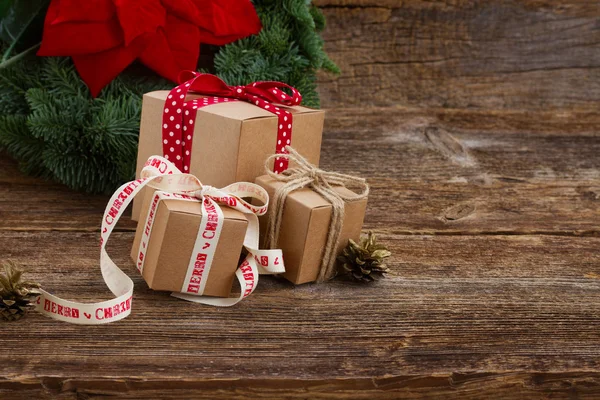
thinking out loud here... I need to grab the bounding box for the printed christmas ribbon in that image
[34,156,285,324]
[161,71,302,174]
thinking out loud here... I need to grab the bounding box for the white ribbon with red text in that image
[34,155,284,324]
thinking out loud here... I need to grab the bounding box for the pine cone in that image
[337,232,391,282]
[0,262,41,322]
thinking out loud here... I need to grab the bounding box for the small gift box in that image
[132,72,324,221]
[32,155,284,326]
[131,188,248,297]
[255,147,369,284]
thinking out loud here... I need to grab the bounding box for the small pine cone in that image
[0,262,41,322]
[0,299,34,321]
[337,232,391,283]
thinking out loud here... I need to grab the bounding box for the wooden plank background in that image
[315,0,600,110]
[1,1,600,398]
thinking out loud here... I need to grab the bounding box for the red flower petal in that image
[114,0,166,46]
[52,0,115,24]
[211,0,262,37]
[194,0,261,42]
[72,35,149,97]
[38,0,123,55]
[38,0,261,93]
[163,0,261,42]
[38,19,124,55]
[160,0,201,25]
[138,34,179,83]
[162,15,200,72]
[139,15,200,83]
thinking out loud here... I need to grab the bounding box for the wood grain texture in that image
[2,1,600,397]
[314,0,600,109]
[4,107,598,235]
[3,374,600,399]
[0,154,136,231]
[1,231,599,399]
[320,107,600,235]
[1,104,599,397]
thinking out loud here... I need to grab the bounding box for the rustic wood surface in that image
[2,1,600,398]
[315,0,600,110]
[1,104,599,399]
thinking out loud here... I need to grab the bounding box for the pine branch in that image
[214,0,338,108]
[0,1,337,192]
[0,54,170,192]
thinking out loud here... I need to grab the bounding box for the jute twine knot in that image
[264,146,369,282]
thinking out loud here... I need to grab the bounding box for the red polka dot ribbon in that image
[161,71,302,173]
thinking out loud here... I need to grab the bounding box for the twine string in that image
[264,146,369,282]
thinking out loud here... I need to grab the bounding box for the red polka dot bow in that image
[161,71,302,173]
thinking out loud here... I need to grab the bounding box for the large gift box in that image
[132,72,324,221]
[255,148,369,285]
[131,188,248,297]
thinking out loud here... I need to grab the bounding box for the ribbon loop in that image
[35,155,284,325]
[138,156,283,299]
[177,71,303,107]
[163,71,302,174]
[246,81,302,106]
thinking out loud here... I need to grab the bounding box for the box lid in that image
[145,91,323,122]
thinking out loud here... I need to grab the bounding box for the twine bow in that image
[264,146,369,282]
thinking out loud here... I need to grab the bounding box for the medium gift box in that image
[131,188,248,297]
[132,72,324,221]
[255,147,369,285]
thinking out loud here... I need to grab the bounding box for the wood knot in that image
[441,202,476,221]
[580,190,600,201]
[424,127,476,167]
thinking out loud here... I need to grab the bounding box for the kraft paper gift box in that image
[131,90,325,221]
[255,175,368,285]
[131,188,248,297]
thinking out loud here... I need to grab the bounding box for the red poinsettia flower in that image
[38,0,262,97]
